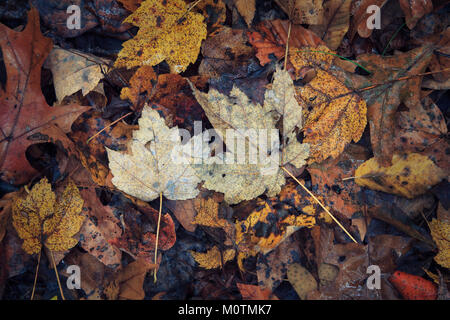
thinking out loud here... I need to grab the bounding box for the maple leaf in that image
[429,218,450,269]
[12,178,85,254]
[0,8,90,185]
[189,66,310,204]
[114,0,207,73]
[289,45,367,163]
[190,246,235,269]
[355,153,446,199]
[106,105,200,202]
[355,45,434,166]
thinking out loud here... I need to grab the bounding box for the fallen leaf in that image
[190,246,235,269]
[310,0,351,50]
[114,0,207,73]
[308,144,369,219]
[287,263,318,299]
[399,0,433,29]
[107,105,201,201]
[237,283,279,300]
[190,66,309,204]
[429,218,450,269]
[199,27,255,78]
[45,46,110,103]
[247,19,324,66]
[192,197,227,228]
[275,0,324,25]
[233,0,255,26]
[0,8,90,185]
[120,66,157,109]
[12,178,85,254]
[197,0,226,30]
[356,45,434,166]
[349,0,388,39]
[355,153,446,199]
[118,0,143,12]
[290,45,367,163]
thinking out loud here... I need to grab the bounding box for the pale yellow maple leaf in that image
[12,178,85,254]
[114,0,207,73]
[106,105,201,202]
[189,66,309,204]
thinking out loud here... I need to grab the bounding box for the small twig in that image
[30,250,41,300]
[284,21,292,71]
[50,250,65,300]
[280,166,357,243]
[86,112,133,144]
[153,192,163,283]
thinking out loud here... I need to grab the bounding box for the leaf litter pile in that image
[0,0,449,300]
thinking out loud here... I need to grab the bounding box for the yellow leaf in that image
[355,153,446,199]
[120,66,157,107]
[429,218,450,269]
[192,198,227,228]
[290,45,367,163]
[12,178,85,254]
[190,246,235,269]
[114,0,207,73]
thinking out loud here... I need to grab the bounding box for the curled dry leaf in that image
[45,46,110,103]
[114,0,207,73]
[290,45,367,163]
[0,8,90,185]
[355,153,446,199]
[12,178,85,254]
[349,0,388,39]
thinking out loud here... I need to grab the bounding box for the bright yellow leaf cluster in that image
[115,0,207,73]
[12,178,85,254]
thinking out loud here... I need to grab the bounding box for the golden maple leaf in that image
[289,45,367,163]
[12,178,85,254]
[190,246,235,269]
[429,218,450,269]
[114,0,207,73]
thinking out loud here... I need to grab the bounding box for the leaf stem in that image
[31,250,41,300]
[280,166,358,243]
[153,192,163,283]
[50,250,65,300]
